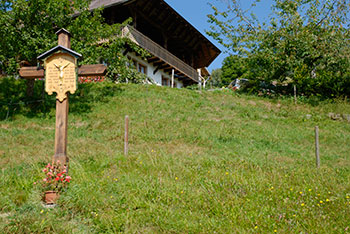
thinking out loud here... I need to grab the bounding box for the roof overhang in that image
[89,0,221,68]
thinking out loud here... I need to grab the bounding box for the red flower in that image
[55,177,60,181]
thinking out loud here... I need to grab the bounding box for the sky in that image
[164,0,273,72]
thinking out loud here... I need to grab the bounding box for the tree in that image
[221,55,249,86]
[207,0,350,97]
[210,68,223,87]
[0,0,149,82]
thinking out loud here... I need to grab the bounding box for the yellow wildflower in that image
[308,189,312,192]
[254,226,258,229]
[299,192,303,195]
[301,203,305,207]
[40,210,44,214]
[326,199,330,202]
[225,172,229,175]
[175,177,178,180]
[320,200,323,204]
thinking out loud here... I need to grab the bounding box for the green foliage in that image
[1,84,350,232]
[0,76,124,120]
[207,0,350,98]
[210,68,223,87]
[0,0,150,83]
[221,55,250,86]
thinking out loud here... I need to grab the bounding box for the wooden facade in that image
[90,0,220,85]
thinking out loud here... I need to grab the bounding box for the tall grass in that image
[1,82,350,233]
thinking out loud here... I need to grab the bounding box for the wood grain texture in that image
[52,30,71,165]
[53,97,69,164]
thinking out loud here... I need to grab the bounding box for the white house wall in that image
[127,52,183,88]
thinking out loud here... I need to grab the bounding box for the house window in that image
[162,76,169,86]
[138,63,147,74]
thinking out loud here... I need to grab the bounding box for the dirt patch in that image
[72,121,88,128]
[273,155,296,164]
[0,124,9,130]
[0,213,11,219]
[248,100,257,106]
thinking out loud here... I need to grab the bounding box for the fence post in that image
[315,126,320,168]
[124,115,129,156]
[294,85,297,105]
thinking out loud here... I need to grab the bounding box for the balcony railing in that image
[121,26,199,83]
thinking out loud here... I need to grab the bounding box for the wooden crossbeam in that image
[19,67,45,79]
[78,64,107,76]
[19,64,107,79]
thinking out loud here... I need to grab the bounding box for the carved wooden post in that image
[54,29,71,165]
[38,29,81,166]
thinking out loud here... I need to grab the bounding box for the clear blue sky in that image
[164,0,273,72]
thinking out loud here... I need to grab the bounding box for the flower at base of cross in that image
[39,161,71,193]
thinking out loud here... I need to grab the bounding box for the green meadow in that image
[1,82,350,233]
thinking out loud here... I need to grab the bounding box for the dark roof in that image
[89,0,129,10]
[89,0,220,68]
[55,28,71,36]
[37,45,82,60]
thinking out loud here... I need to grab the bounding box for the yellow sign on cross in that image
[44,53,77,102]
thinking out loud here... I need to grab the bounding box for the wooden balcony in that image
[121,26,199,83]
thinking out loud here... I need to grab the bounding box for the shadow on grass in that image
[0,77,123,120]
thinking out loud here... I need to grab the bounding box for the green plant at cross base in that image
[207,0,350,97]
[40,162,71,193]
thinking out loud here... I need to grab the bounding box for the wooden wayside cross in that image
[37,29,81,165]
[19,29,107,166]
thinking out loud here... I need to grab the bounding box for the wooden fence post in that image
[124,115,129,156]
[315,126,320,168]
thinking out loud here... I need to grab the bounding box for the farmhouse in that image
[90,0,220,87]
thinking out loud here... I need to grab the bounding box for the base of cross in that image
[53,153,69,165]
[53,95,69,166]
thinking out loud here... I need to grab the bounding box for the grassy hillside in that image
[1,82,350,233]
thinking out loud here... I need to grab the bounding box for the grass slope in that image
[1,83,350,233]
